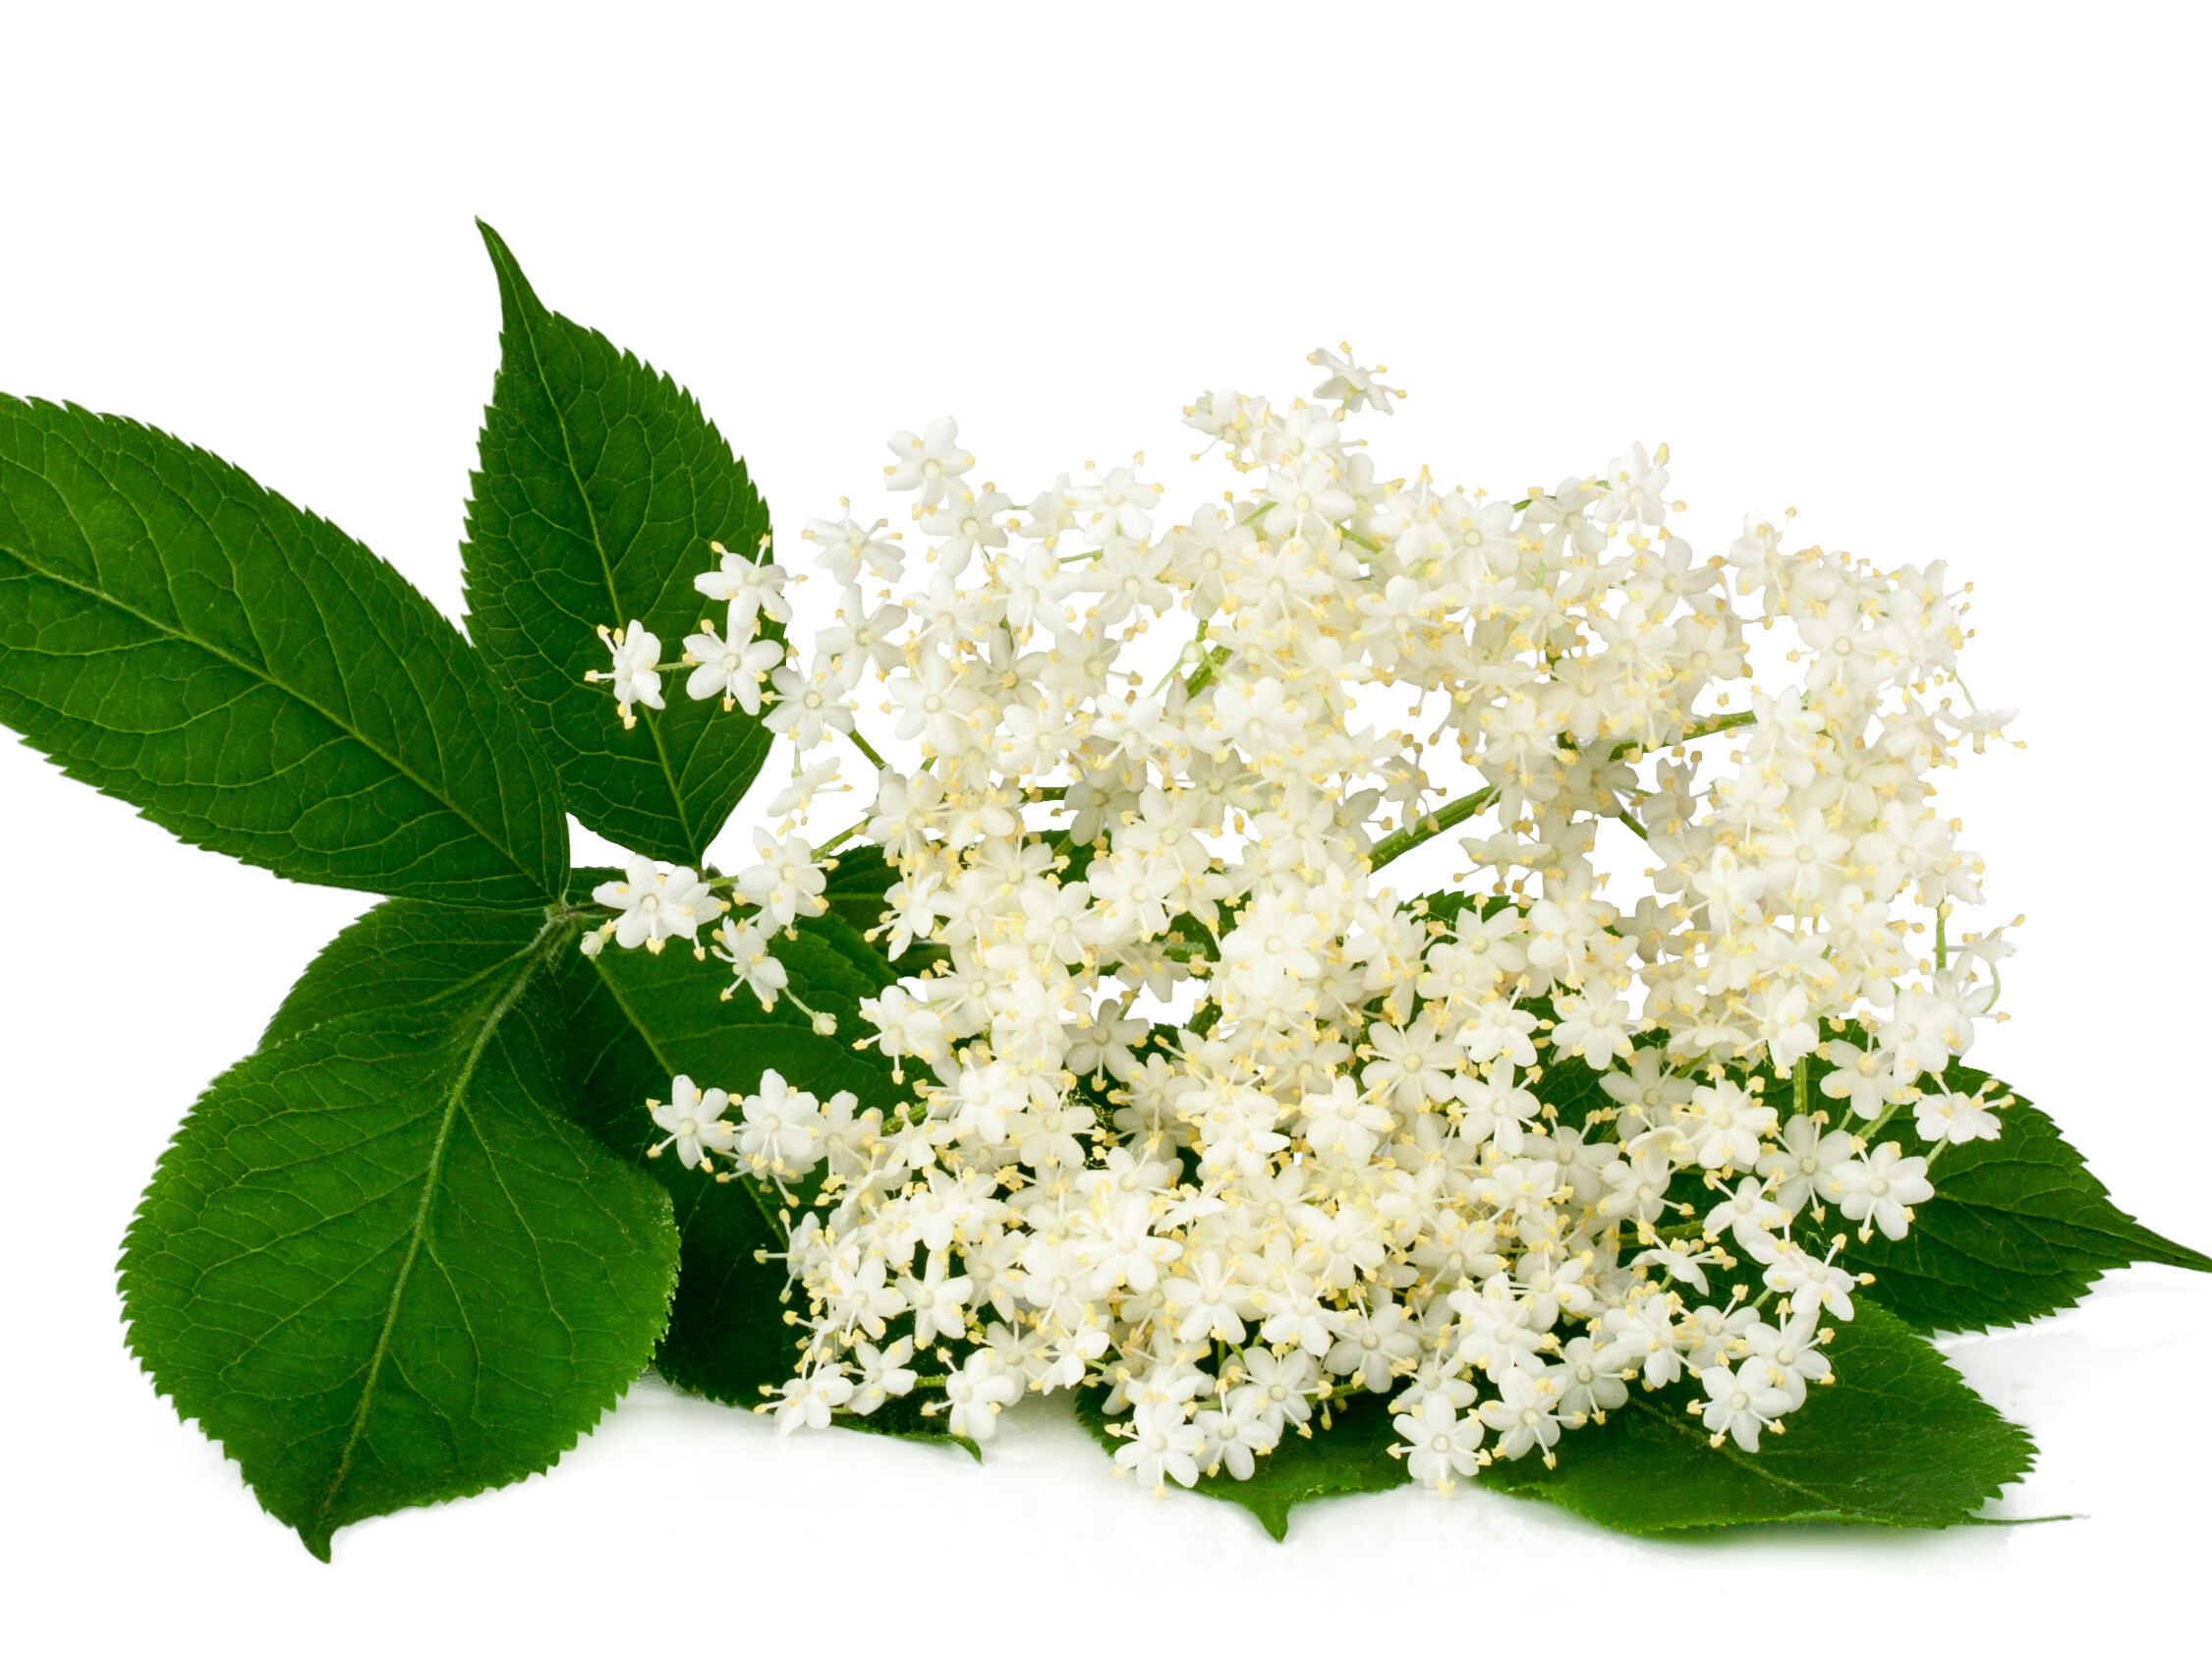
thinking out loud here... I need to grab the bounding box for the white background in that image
[2,3,2207,1653]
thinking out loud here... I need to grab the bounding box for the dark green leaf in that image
[820,841,893,931]
[0,395,567,905]
[261,899,555,1048]
[1074,1387,1408,1539]
[1845,1067,2212,1333]
[1529,1051,1614,1130]
[119,915,678,1560]
[1482,1301,2036,1531]
[463,222,775,865]
[546,944,796,1408]
[552,880,915,1406]
[585,904,909,1114]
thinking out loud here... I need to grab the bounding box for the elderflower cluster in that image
[588,348,2019,1493]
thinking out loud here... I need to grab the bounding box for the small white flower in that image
[733,829,828,929]
[1479,1368,1565,1464]
[736,1068,826,1178]
[941,1350,1020,1442]
[592,856,724,952]
[883,417,974,506]
[1113,1401,1204,1494]
[772,1366,852,1435]
[1394,1393,1486,1492]
[587,620,663,727]
[682,622,784,714]
[1914,1089,2003,1145]
[1692,1360,1794,1452]
[648,1074,737,1171]
[1833,1142,1935,1240]
[693,539,792,627]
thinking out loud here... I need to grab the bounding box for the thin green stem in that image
[1606,708,1758,763]
[1182,642,1233,702]
[1368,787,1501,872]
[844,726,889,771]
[1148,618,1209,700]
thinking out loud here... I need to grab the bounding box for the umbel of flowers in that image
[585,348,2019,1495]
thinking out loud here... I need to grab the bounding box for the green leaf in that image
[260,898,566,1048]
[1481,1301,2035,1531]
[0,396,568,906]
[821,841,896,938]
[463,222,775,866]
[1529,1051,1615,1130]
[1844,1068,2212,1333]
[547,945,796,1408]
[119,912,678,1560]
[553,879,914,1405]
[1074,1388,1409,1539]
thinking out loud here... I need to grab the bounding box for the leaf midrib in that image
[1623,1396,1861,1521]
[1924,1190,2210,1270]
[307,921,560,1542]
[1,510,539,897]
[500,271,701,861]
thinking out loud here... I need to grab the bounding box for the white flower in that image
[588,620,663,727]
[918,488,1012,566]
[883,417,974,506]
[1678,1079,1778,1172]
[1692,1361,1794,1452]
[899,1252,975,1347]
[647,1074,737,1170]
[1593,440,1671,530]
[734,830,827,929]
[761,662,856,751]
[682,624,784,714]
[737,1069,826,1177]
[1914,1089,2003,1145]
[1327,1300,1421,1394]
[1071,467,1162,547]
[693,540,791,627]
[1551,990,1634,1070]
[1479,1368,1565,1464]
[678,356,2025,1481]
[1739,1310,1832,1409]
[1113,1402,1205,1494]
[942,1350,1020,1442]
[772,1367,853,1434]
[803,515,903,584]
[1195,1393,1280,1481]
[1394,1393,1486,1492]
[1756,1113,1857,1214]
[709,914,788,1009]
[1832,1142,1935,1240]
[1227,1346,1319,1435]
[593,856,724,952]
[766,758,845,821]
[1552,1336,1629,1423]
[847,1339,918,1416]
[1308,345,1400,416]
